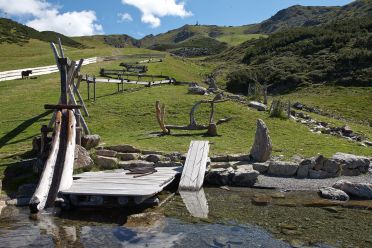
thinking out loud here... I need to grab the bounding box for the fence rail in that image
[0,57,98,82]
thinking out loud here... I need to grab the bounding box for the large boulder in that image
[308,169,331,179]
[268,161,299,177]
[205,167,234,186]
[331,153,370,175]
[333,180,372,199]
[319,187,349,201]
[17,183,36,198]
[250,119,272,162]
[81,135,101,150]
[107,144,140,153]
[74,145,94,169]
[248,101,267,111]
[297,159,311,178]
[95,156,118,169]
[231,166,259,187]
[253,162,269,174]
[142,154,164,163]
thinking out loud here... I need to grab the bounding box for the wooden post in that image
[87,78,90,100]
[59,58,68,105]
[75,113,82,145]
[121,78,124,92]
[93,75,96,101]
[40,125,48,157]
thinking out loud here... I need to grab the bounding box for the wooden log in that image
[179,141,210,191]
[57,37,65,58]
[93,76,96,101]
[71,75,89,117]
[58,110,76,192]
[155,101,169,134]
[59,58,68,105]
[29,111,62,213]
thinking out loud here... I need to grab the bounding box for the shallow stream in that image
[0,187,371,248]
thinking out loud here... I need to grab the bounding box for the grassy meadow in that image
[1,48,371,181]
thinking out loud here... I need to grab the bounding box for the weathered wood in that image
[179,189,208,218]
[57,37,65,58]
[58,58,68,105]
[179,141,210,191]
[30,111,62,213]
[61,167,181,197]
[45,104,82,110]
[155,101,169,134]
[58,110,76,192]
[93,76,96,101]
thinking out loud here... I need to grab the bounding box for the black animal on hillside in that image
[21,70,32,79]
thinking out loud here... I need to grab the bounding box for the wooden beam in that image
[45,104,82,110]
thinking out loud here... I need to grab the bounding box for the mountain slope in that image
[0,18,85,48]
[250,0,372,34]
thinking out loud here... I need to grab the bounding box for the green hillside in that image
[249,0,372,34]
[0,18,85,48]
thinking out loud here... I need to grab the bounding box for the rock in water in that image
[319,187,349,201]
[332,180,372,199]
[250,119,272,162]
[231,168,259,187]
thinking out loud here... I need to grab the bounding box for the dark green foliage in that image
[0,18,85,48]
[226,17,372,95]
[269,99,288,119]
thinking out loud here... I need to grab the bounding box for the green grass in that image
[1,53,371,179]
[0,39,159,71]
[282,85,372,125]
[217,34,266,46]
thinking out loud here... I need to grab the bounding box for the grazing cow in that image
[21,70,32,79]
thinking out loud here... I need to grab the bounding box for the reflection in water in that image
[179,188,208,218]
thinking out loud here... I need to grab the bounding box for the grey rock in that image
[74,145,94,169]
[188,85,207,95]
[308,169,331,179]
[117,153,140,161]
[119,160,154,170]
[231,167,259,187]
[205,167,234,186]
[268,161,298,177]
[210,155,229,162]
[332,153,370,174]
[252,163,269,174]
[312,155,326,170]
[228,154,251,162]
[333,180,372,199]
[165,152,182,162]
[96,149,117,157]
[6,197,31,206]
[297,159,311,178]
[17,183,36,198]
[323,160,341,176]
[319,187,349,201]
[248,101,267,111]
[209,162,232,169]
[107,144,141,153]
[142,154,164,163]
[250,119,272,162]
[155,161,183,167]
[81,134,101,150]
[95,156,118,169]
[342,168,361,177]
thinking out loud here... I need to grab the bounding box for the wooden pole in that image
[59,58,68,105]
[93,76,96,102]
[87,74,90,100]
[75,113,82,145]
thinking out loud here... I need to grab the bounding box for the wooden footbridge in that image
[29,39,209,213]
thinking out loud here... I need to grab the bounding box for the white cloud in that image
[0,0,103,36]
[121,0,192,28]
[118,12,133,22]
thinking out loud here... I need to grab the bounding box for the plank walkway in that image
[61,167,182,197]
[179,141,210,191]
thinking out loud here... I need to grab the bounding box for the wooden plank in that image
[29,111,62,213]
[179,189,208,218]
[45,104,82,110]
[179,141,209,191]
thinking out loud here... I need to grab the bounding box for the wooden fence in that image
[0,57,97,82]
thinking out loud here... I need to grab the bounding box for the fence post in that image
[75,113,82,145]
[93,75,96,101]
[121,78,124,92]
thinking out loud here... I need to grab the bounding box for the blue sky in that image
[0,0,354,38]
